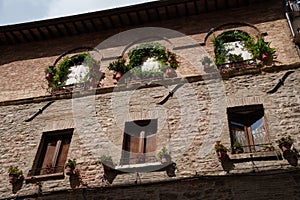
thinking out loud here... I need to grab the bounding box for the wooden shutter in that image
[40,140,57,175]
[230,123,249,153]
[122,120,158,164]
[145,133,156,162]
[56,138,71,173]
[121,133,130,164]
[129,135,141,164]
[38,132,72,175]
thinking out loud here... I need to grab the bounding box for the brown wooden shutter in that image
[145,134,156,162]
[40,140,56,175]
[129,135,141,164]
[121,133,130,164]
[230,124,248,153]
[56,139,70,173]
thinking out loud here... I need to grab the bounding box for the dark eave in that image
[0,0,262,45]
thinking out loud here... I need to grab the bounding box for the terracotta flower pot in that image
[9,174,18,184]
[65,166,74,176]
[114,72,123,81]
[216,150,227,161]
[160,154,172,164]
[164,68,177,78]
[102,160,114,170]
[45,73,53,81]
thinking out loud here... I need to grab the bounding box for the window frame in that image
[227,104,270,154]
[121,119,157,165]
[26,128,73,183]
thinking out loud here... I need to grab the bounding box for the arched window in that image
[213,30,254,67]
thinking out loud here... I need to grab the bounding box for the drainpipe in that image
[285,12,295,36]
[284,0,300,57]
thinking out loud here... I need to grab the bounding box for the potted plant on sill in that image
[261,143,274,152]
[108,57,128,82]
[99,155,115,168]
[214,141,235,172]
[232,141,244,154]
[8,166,23,184]
[157,147,172,164]
[65,159,76,175]
[214,141,228,161]
[201,56,213,73]
[277,136,293,152]
[98,155,117,184]
[249,37,275,65]
[277,135,299,166]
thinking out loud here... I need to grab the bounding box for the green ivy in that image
[212,30,275,66]
[107,42,179,76]
[45,52,100,90]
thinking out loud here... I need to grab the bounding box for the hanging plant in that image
[45,51,101,91]
[107,42,179,80]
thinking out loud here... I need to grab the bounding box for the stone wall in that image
[0,0,298,102]
[0,0,300,199]
[10,171,300,200]
[0,67,299,198]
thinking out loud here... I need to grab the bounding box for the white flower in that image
[66,64,89,85]
[141,57,162,72]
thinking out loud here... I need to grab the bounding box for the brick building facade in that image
[0,0,300,199]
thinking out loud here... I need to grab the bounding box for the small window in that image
[121,119,157,165]
[227,105,270,153]
[28,129,73,181]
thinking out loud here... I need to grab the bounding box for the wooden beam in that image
[54,25,64,37]
[9,31,21,43]
[19,30,30,42]
[37,27,47,40]
[99,17,107,29]
[89,19,98,31]
[62,23,72,36]
[28,29,39,41]
[136,11,143,24]
[107,15,115,28]
[71,22,80,34]
[4,32,14,44]
[81,20,90,33]
[193,0,200,14]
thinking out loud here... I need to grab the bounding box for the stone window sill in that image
[229,150,282,163]
[25,172,64,184]
[115,162,167,173]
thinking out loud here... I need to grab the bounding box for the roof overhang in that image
[0,0,261,45]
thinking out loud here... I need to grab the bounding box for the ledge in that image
[229,150,283,163]
[115,162,168,173]
[0,63,299,106]
[25,172,65,184]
